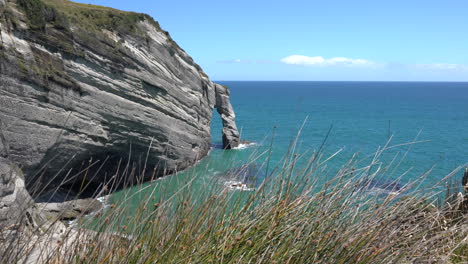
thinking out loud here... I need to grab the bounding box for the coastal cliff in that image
[0,0,240,195]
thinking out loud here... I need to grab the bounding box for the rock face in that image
[461,168,468,213]
[0,157,34,229]
[463,168,468,192]
[215,84,240,149]
[36,198,102,221]
[0,0,240,194]
[0,157,115,264]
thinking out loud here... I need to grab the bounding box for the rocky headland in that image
[0,0,242,261]
[0,0,240,199]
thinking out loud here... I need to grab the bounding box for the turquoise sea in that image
[111,81,468,206]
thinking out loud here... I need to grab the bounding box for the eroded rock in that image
[463,168,468,192]
[215,84,240,149]
[0,158,125,263]
[0,0,240,194]
[36,198,103,221]
[0,157,34,229]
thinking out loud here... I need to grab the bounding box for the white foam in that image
[224,181,255,191]
[97,195,111,209]
[233,142,257,150]
[368,187,401,196]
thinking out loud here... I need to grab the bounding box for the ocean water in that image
[109,81,468,208]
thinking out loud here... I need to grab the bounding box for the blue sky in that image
[75,0,468,81]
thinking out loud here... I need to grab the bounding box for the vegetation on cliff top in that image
[16,0,163,36]
[0,0,158,96]
[0,0,193,96]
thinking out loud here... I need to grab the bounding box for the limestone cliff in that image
[0,0,240,195]
[0,157,34,229]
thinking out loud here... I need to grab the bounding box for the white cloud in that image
[412,63,468,72]
[281,55,376,67]
[217,59,252,64]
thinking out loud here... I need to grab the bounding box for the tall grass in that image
[1,135,467,263]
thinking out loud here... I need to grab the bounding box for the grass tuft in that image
[2,134,467,263]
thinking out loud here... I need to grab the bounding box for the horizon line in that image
[213,80,468,83]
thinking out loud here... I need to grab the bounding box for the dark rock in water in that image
[212,140,254,150]
[357,178,402,193]
[0,0,240,195]
[222,164,266,189]
[211,142,225,150]
[36,198,103,221]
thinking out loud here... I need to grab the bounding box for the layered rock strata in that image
[0,0,240,194]
[0,157,34,229]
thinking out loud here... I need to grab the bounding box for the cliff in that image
[0,157,34,229]
[0,0,240,196]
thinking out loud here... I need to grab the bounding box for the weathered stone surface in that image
[0,157,34,229]
[460,168,468,213]
[463,168,468,192]
[36,198,103,221]
[215,84,240,149]
[0,158,118,264]
[0,0,240,194]
[1,212,117,264]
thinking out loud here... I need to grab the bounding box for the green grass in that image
[16,0,51,30]
[16,0,161,36]
[42,0,161,36]
[452,244,468,263]
[2,135,467,263]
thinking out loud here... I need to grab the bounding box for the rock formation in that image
[36,198,102,221]
[0,156,116,264]
[0,0,240,195]
[0,157,34,229]
[460,168,468,213]
[463,168,468,193]
[215,84,240,149]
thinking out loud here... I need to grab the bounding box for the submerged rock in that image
[357,178,402,194]
[0,0,240,195]
[221,164,266,190]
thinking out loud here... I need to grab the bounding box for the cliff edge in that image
[0,0,240,195]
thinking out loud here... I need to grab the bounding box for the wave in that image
[233,142,258,150]
[223,180,255,191]
[366,187,401,196]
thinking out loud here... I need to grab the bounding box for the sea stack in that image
[215,84,240,149]
[0,0,240,195]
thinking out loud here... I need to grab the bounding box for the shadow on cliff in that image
[26,144,200,203]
